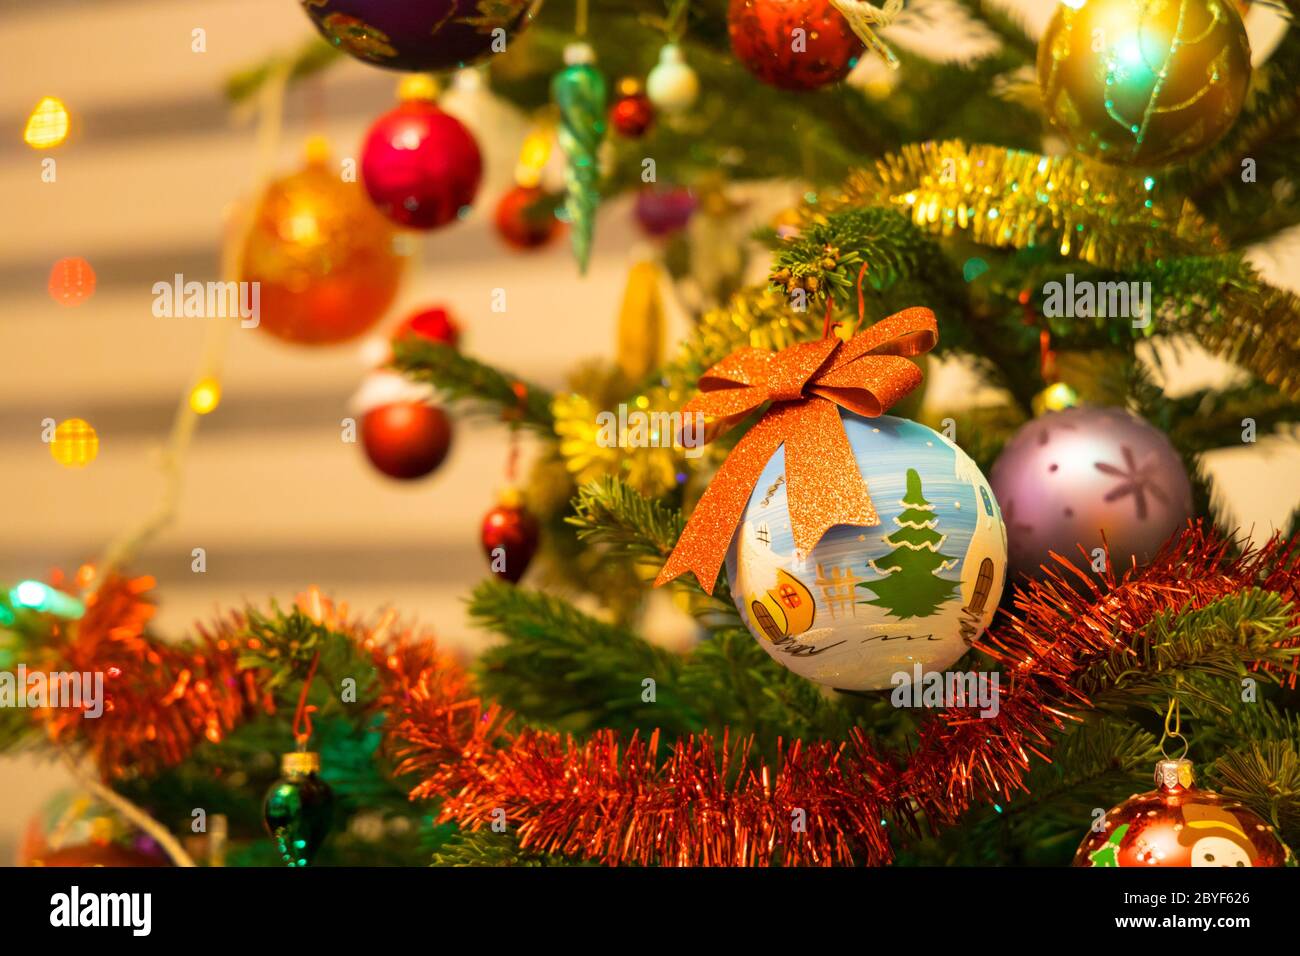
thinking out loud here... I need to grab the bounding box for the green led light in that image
[9,580,85,619]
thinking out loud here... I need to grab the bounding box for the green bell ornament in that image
[263,751,335,867]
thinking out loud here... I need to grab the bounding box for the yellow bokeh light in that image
[24,96,70,149]
[189,378,222,415]
[50,418,98,468]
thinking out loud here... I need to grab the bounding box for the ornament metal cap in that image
[1154,757,1194,792]
[397,74,440,103]
[282,751,321,776]
[564,42,595,66]
[657,43,685,65]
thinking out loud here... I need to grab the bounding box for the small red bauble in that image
[481,492,540,584]
[361,401,452,480]
[610,78,655,138]
[396,306,460,349]
[1074,759,1293,868]
[727,0,864,92]
[361,99,482,231]
[494,184,562,251]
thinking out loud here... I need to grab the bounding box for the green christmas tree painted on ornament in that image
[859,468,959,619]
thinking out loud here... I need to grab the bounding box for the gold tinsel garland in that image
[830,140,1225,268]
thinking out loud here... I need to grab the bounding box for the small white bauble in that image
[646,44,699,114]
[724,413,1008,691]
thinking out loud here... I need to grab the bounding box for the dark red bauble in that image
[362,402,452,480]
[481,496,540,583]
[1073,760,1293,868]
[610,91,655,138]
[361,100,483,230]
[727,0,865,92]
[396,306,460,348]
[494,184,562,250]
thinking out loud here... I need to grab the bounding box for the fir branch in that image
[469,579,702,736]
[568,476,685,561]
[1131,372,1300,455]
[392,339,555,432]
[224,37,340,103]
[767,207,959,311]
[1209,742,1300,847]
[1082,589,1300,710]
[1179,24,1300,242]
[677,628,880,746]
[430,828,596,866]
[568,477,738,612]
[946,0,1038,62]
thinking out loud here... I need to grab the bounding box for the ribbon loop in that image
[656,307,938,593]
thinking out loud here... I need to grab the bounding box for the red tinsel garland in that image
[20,526,1300,864]
[383,525,1300,865]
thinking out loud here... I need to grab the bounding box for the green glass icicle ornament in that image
[552,42,606,274]
[263,751,335,867]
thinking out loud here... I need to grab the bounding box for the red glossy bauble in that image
[481,494,540,584]
[362,402,452,480]
[361,100,482,230]
[727,0,864,92]
[396,306,460,349]
[610,85,655,138]
[494,185,562,251]
[1074,760,1293,868]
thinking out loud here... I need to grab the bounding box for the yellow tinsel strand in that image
[829,140,1224,268]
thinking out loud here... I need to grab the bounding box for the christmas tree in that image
[3,0,1300,875]
[860,468,959,619]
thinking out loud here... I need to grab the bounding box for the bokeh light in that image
[48,257,96,307]
[50,418,98,468]
[24,96,70,149]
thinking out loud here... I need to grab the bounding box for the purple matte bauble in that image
[989,407,1193,582]
[302,0,541,73]
[634,186,697,237]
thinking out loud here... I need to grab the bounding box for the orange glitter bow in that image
[656,306,938,594]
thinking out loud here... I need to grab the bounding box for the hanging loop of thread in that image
[852,261,873,337]
[292,649,322,750]
[503,381,528,482]
[821,292,836,341]
[1040,329,1058,385]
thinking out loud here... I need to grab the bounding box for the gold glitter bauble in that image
[1037,0,1251,167]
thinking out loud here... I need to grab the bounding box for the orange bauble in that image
[241,141,405,346]
[1074,759,1294,868]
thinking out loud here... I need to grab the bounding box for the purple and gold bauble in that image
[989,406,1193,581]
[301,0,542,73]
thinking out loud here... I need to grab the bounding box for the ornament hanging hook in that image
[1160,696,1189,761]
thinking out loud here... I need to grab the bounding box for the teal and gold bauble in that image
[1037,0,1251,167]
